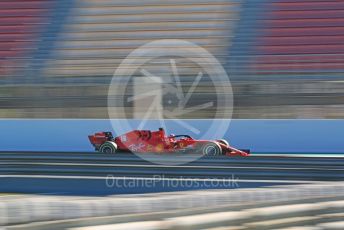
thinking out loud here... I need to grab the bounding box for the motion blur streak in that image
[1,1,344,229]
[1,0,344,118]
[1,183,344,229]
[0,152,343,195]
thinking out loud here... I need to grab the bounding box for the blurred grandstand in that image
[1,0,344,118]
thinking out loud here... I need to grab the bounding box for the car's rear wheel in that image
[99,141,117,154]
[216,139,229,147]
[202,142,222,156]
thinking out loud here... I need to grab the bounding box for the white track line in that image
[0,174,327,184]
[254,154,344,158]
[0,162,342,171]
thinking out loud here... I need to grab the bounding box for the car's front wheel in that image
[201,142,222,156]
[99,141,118,154]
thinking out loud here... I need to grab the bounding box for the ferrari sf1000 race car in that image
[88,128,250,157]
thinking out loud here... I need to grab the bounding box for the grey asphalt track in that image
[0,152,343,195]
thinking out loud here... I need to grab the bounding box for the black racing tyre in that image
[99,141,117,154]
[202,142,222,156]
[216,139,230,147]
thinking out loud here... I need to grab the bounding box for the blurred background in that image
[2,0,344,119]
[1,1,344,229]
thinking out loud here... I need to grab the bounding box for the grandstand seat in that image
[43,0,242,78]
[253,1,344,75]
[0,0,53,77]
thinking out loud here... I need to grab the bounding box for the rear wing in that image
[88,131,114,147]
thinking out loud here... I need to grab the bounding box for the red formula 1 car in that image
[88,128,249,157]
